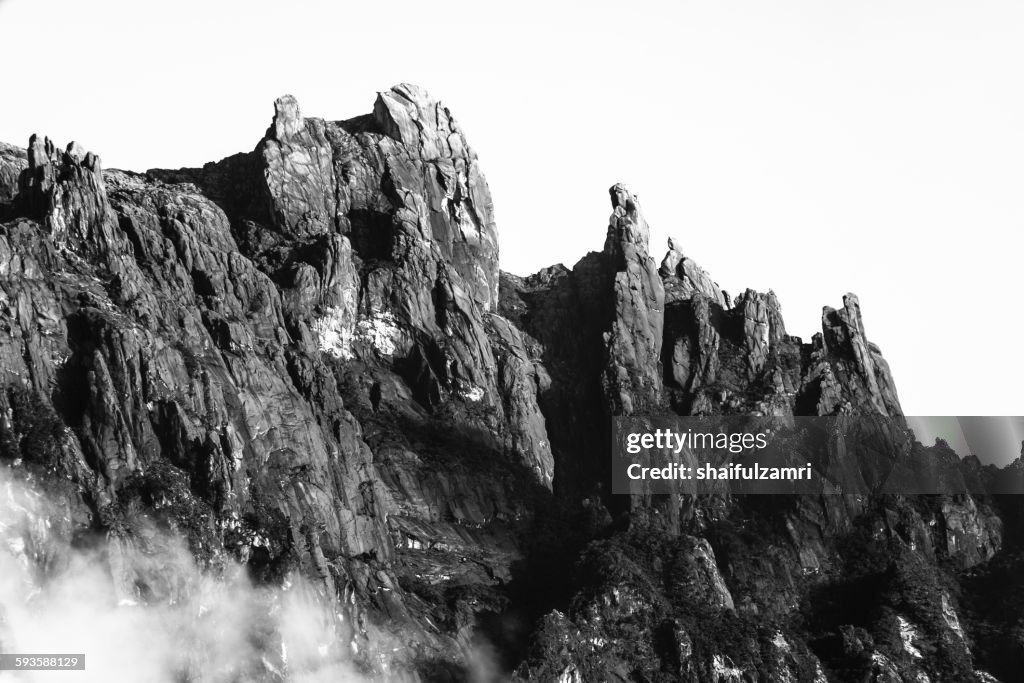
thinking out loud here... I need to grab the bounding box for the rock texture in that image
[0,85,1021,683]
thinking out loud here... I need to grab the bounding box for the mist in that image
[0,469,371,683]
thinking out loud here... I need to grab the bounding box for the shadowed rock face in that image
[0,86,1020,682]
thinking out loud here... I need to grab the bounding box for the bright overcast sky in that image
[2,0,1023,419]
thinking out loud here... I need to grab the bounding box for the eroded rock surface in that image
[0,85,1019,683]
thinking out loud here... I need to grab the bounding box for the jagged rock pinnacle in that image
[272,94,304,139]
[601,183,664,414]
[604,183,651,264]
[0,84,1004,683]
[659,236,729,307]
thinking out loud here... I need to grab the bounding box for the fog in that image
[0,469,370,683]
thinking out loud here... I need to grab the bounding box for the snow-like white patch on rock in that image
[712,654,744,681]
[898,615,923,658]
[355,312,400,357]
[556,665,582,683]
[312,310,401,360]
[942,593,966,644]
[311,306,355,359]
[461,385,484,402]
[767,633,796,683]
[871,652,901,678]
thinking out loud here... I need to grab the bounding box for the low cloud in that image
[0,468,369,682]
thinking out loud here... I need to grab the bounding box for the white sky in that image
[2,0,1023,419]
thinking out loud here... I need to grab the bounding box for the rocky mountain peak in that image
[819,292,902,415]
[373,83,443,148]
[27,133,57,168]
[271,93,304,139]
[604,183,651,264]
[660,237,730,307]
[14,134,126,264]
[0,84,1016,683]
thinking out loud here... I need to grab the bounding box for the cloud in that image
[0,468,370,682]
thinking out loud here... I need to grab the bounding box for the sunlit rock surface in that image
[0,85,1020,682]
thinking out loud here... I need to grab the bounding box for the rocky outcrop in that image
[814,293,903,416]
[660,237,729,307]
[0,141,27,206]
[602,185,665,416]
[373,84,500,311]
[0,84,1018,683]
[0,86,553,679]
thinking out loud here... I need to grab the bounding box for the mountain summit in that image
[0,86,1018,682]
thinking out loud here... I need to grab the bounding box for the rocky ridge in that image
[0,85,1021,682]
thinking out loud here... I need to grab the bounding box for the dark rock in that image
[815,293,903,416]
[0,141,28,208]
[601,185,665,417]
[660,237,729,307]
[0,84,1017,683]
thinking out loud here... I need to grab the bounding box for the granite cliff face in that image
[0,86,1021,682]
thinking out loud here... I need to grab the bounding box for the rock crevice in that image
[0,85,1015,683]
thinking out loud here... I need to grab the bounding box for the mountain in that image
[0,85,1021,682]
